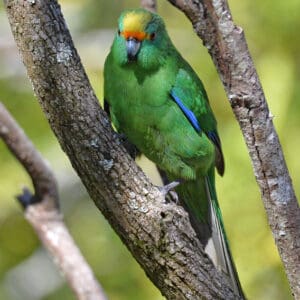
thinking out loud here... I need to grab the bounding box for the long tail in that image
[205,174,245,298]
[175,169,245,298]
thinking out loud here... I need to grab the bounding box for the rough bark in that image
[0,102,107,300]
[4,1,240,299]
[167,0,300,297]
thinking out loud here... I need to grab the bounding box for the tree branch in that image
[167,0,300,297]
[0,102,107,300]
[3,0,241,299]
[141,0,157,12]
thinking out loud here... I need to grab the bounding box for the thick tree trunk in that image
[4,0,240,299]
[167,0,300,297]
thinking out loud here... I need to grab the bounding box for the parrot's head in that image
[112,9,171,70]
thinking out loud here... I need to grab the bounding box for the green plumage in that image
[104,9,244,298]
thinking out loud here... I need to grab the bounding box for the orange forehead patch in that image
[121,31,148,41]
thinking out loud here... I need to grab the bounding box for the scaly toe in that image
[158,181,180,203]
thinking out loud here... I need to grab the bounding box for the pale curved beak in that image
[126,37,141,61]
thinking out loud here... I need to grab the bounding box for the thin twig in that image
[0,103,58,210]
[0,102,107,300]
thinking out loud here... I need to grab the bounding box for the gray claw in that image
[159,181,180,203]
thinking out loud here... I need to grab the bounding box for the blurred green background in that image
[0,0,299,299]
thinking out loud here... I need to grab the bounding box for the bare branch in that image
[167,0,300,297]
[0,102,107,300]
[141,0,157,12]
[3,0,241,299]
[0,103,58,210]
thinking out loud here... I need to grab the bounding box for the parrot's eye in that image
[117,29,121,36]
[149,32,156,40]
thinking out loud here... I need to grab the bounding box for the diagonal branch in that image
[0,103,58,210]
[0,102,107,300]
[167,0,300,297]
[3,0,241,299]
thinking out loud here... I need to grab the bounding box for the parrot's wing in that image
[170,90,202,133]
[170,68,224,175]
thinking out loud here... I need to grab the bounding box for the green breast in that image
[104,55,175,143]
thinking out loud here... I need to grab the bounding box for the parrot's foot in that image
[159,181,180,204]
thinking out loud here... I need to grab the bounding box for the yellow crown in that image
[123,11,152,33]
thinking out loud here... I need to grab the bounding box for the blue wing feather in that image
[170,89,224,175]
[207,131,221,151]
[170,90,201,133]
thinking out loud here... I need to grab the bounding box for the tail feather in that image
[164,167,245,298]
[205,176,245,299]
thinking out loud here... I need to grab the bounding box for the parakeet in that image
[104,8,244,297]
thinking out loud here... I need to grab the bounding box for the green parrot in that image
[104,8,244,297]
